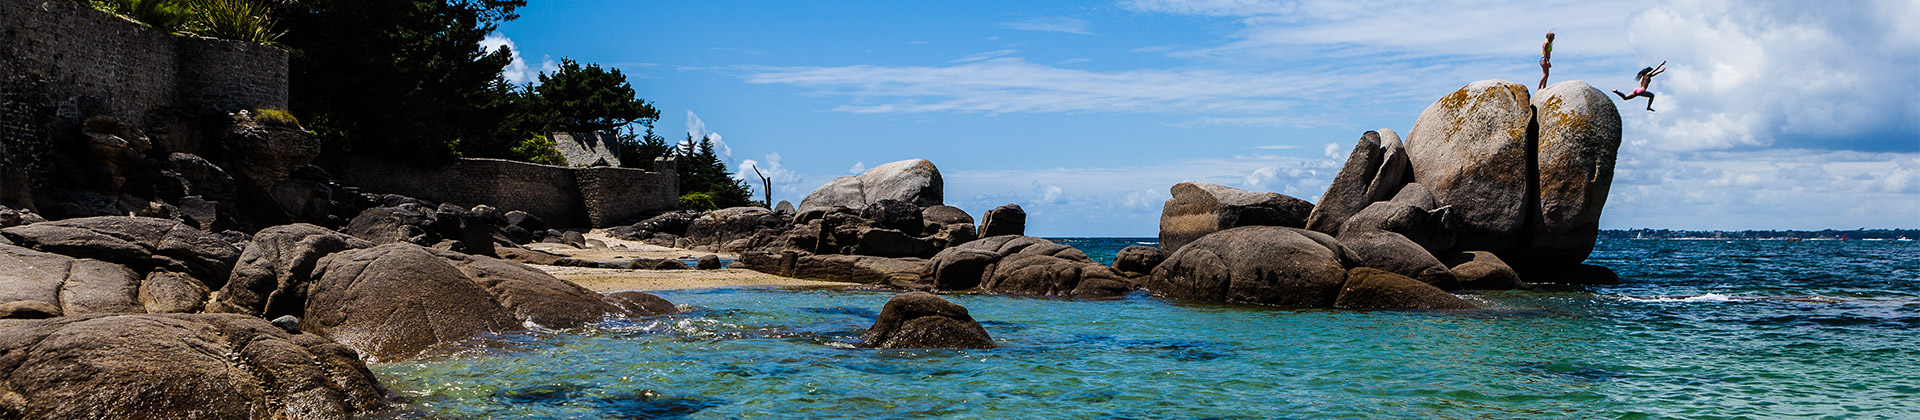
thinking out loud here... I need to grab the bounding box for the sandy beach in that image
[524,230,860,292]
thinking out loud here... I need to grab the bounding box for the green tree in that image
[615,126,672,168]
[278,0,525,164]
[675,135,754,209]
[535,59,659,133]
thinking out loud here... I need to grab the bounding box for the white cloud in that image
[685,110,709,141]
[1623,0,1920,152]
[744,57,1321,115]
[1604,145,1920,229]
[481,32,557,85]
[847,162,867,174]
[736,152,809,203]
[950,49,1020,64]
[680,110,730,161]
[1000,17,1095,35]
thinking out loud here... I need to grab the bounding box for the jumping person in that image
[1613,60,1667,112]
[1538,32,1554,90]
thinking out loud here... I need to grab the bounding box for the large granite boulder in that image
[798,159,943,213]
[139,271,210,314]
[0,244,142,317]
[343,203,496,257]
[1158,182,1312,253]
[979,204,1026,238]
[1334,231,1459,290]
[1367,129,1414,203]
[858,292,995,349]
[1147,226,1355,307]
[1305,130,1384,235]
[923,235,1135,299]
[603,291,681,316]
[0,216,240,287]
[1525,81,1623,266]
[1404,79,1533,254]
[207,223,374,318]
[1332,267,1479,310]
[0,313,386,419]
[304,243,635,361]
[861,199,925,235]
[1339,195,1454,255]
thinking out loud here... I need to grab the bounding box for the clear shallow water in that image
[371,239,1920,419]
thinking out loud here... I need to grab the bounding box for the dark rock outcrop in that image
[1339,196,1455,255]
[979,204,1026,238]
[696,254,722,270]
[1306,130,1384,235]
[734,251,928,286]
[1147,226,1355,307]
[1158,182,1312,253]
[858,292,995,349]
[1404,79,1534,254]
[1332,268,1479,310]
[1,216,240,287]
[0,313,387,419]
[798,159,943,213]
[207,223,373,318]
[684,207,788,253]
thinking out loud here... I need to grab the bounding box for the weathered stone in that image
[696,254,722,270]
[1112,245,1168,276]
[603,291,681,316]
[1305,130,1384,235]
[1405,79,1533,253]
[1525,80,1624,266]
[921,205,974,227]
[924,235,1136,299]
[1442,251,1525,290]
[685,207,788,251]
[1147,226,1355,307]
[139,271,209,313]
[1339,200,1455,254]
[1333,267,1480,310]
[734,251,926,286]
[207,223,373,318]
[979,204,1026,238]
[0,300,59,319]
[0,243,143,316]
[1335,231,1459,290]
[1158,182,1313,253]
[774,200,795,214]
[561,231,587,249]
[861,199,924,235]
[0,313,387,419]
[1366,129,1413,203]
[798,159,943,213]
[343,204,434,245]
[1,216,240,287]
[854,227,942,258]
[305,243,630,361]
[858,292,995,349]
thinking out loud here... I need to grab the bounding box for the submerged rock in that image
[1333,267,1479,310]
[858,292,995,349]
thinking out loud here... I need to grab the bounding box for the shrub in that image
[509,134,566,166]
[82,0,195,34]
[189,0,281,44]
[252,108,300,128]
[679,193,718,212]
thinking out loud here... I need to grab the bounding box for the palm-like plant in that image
[188,0,282,44]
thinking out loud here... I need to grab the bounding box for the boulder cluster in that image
[1142,79,1624,307]
[0,209,679,415]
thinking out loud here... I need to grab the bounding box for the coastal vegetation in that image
[75,0,281,43]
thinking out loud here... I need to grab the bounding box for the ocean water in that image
[370,239,1920,419]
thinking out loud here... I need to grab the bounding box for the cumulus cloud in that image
[736,152,810,202]
[682,111,730,161]
[1605,145,1920,229]
[480,32,557,85]
[847,162,867,174]
[1000,17,1095,35]
[942,154,1341,235]
[1624,0,1920,152]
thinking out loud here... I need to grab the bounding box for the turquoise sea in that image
[370,238,1920,419]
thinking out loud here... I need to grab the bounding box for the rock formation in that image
[979,204,1026,238]
[0,313,387,419]
[1158,182,1312,253]
[858,292,995,349]
[1522,81,1624,266]
[1405,79,1535,254]
[924,235,1136,299]
[1147,226,1355,307]
[797,159,943,213]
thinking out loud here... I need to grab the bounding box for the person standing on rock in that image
[1612,61,1667,111]
[1538,32,1555,90]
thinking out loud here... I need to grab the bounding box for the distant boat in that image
[1899,237,1914,242]
[1785,238,1802,242]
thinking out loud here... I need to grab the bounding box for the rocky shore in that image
[0,78,1625,418]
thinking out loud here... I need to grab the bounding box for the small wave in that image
[1619,293,1734,303]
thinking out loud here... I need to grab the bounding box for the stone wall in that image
[341,158,680,228]
[0,0,289,207]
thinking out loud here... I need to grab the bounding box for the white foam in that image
[1620,293,1734,303]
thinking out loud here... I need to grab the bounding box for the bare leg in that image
[1540,65,1549,90]
[1644,93,1656,111]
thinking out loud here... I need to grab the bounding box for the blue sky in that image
[488,0,1919,236]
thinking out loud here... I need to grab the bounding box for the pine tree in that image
[674,135,754,209]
